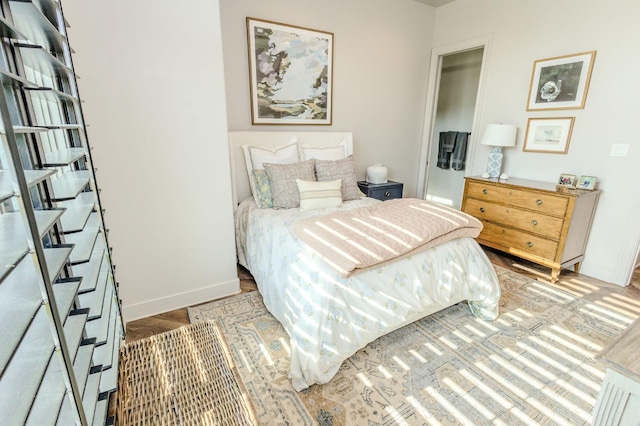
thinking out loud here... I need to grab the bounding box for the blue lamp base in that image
[487,147,503,178]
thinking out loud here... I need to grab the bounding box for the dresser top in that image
[466,176,600,197]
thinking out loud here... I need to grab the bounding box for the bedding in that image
[235,196,501,391]
[293,198,483,276]
[314,156,360,200]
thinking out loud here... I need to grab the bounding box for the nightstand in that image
[357,180,403,201]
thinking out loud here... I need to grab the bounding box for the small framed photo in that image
[557,173,576,188]
[523,117,575,154]
[576,175,597,190]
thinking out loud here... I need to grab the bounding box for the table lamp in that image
[480,124,517,179]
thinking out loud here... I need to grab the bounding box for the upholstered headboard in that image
[228,131,353,208]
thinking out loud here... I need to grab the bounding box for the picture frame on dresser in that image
[523,117,575,154]
[526,51,596,111]
[557,173,576,188]
[576,175,597,190]
[246,17,333,125]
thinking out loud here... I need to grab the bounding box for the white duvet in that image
[235,197,500,391]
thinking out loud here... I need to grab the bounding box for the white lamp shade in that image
[480,124,517,147]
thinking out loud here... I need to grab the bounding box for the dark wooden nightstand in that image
[357,180,403,201]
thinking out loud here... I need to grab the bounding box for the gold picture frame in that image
[526,51,596,111]
[523,117,575,154]
[246,17,334,125]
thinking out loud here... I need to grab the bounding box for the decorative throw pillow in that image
[300,141,347,161]
[252,169,273,208]
[296,179,343,213]
[314,156,360,200]
[241,140,298,205]
[264,160,316,209]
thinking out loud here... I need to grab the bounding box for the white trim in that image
[416,34,494,199]
[122,277,240,322]
[619,187,640,286]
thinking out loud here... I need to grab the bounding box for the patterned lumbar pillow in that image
[264,160,316,209]
[252,169,273,208]
[296,179,343,213]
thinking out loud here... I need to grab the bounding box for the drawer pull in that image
[482,189,488,195]
[536,199,543,205]
[527,242,533,248]
[385,191,391,197]
[531,220,538,226]
[479,207,485,213]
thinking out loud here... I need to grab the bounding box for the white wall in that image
[432,0,640,285]
[63,0,240,321]
[219,0,436,197]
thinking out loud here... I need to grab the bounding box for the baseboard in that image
[122,277,240,322]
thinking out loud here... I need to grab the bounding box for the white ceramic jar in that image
[366,163,388,184]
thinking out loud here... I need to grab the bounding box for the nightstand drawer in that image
[466,181,568,216]
[357,181,403,201]
[463,198,564,240]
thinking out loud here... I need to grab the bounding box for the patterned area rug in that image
[188,266,638,425]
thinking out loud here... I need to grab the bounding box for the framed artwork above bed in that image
[246,17,333,125]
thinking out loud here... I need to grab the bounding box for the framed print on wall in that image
[526,51,596,111]
[523,117,575,154]
[246,17,333,125]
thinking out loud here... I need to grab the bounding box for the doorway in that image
[416,35,493,209]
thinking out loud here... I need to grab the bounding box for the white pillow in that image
[296,179,343,213]
[242,140,298,205]
[300,141,347,161]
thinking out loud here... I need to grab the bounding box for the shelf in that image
[38,123,82,130]
[63,311,87,362]
[0,306,54,425]
[56,394,73,426]
[75,245,106,295]
[73,343,94,398]
[34,208,64,237]
[0,256,43,374]
[43,147,85,166]
[50,170,91,201]
[82,370,101,423]
[92,291,118,369]
[9,0,66,54]
[98,328,121,393]
[92,394,109,426]
[58,191,96,233]
[78,258,109,320]
[24,168,56,186]
[24,87,77,103]
[25,353,66,426]
[0,14,27,39]
[0,211,29,283]
[0,69,38,88]
[16,42,73,81]
[86,285,114,346]
[0,171,15,203]
[66,212,101,264]
[53,277,81,319]
[68,228,99,265]
[43,244,72,282]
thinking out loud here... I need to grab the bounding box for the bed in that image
[229,131,500,391]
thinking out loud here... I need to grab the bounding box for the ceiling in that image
[413,0,456,7]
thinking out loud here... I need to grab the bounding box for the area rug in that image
[188,266,637,426]
[116,321,256,425]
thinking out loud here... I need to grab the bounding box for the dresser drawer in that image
[463,198,564,240]
[479,221,559,261]
[466,181,568,216]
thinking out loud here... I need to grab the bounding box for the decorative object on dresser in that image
[577,175,597,190]
[523,117,575,154]
[557,173,577,188]
[357,180,403,201]
[246,18,333,125]
[462,176,600,283]
[526,51,596,111]
[479,124,517,179]
[365,163,388,184]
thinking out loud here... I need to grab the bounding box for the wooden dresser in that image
[461,176,600,282]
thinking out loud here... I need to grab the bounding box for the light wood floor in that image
[125,248,640,343]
